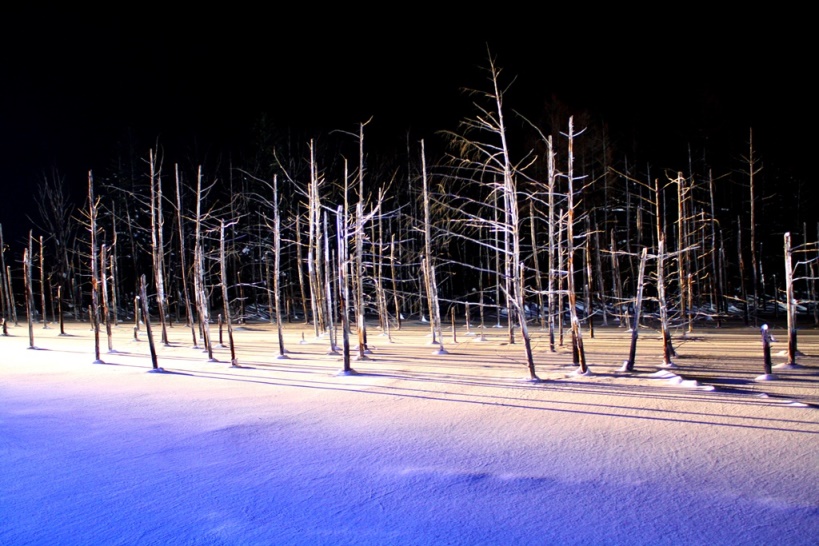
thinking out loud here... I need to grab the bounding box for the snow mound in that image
[643,370,713,390]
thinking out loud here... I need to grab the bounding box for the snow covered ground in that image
[1,318,817,545]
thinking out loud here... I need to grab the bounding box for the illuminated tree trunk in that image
[269,175,287,359]
[565,119,587,374]
[139,274,159,370]
[783,232,799,367]
[421,139,440,349]
[193,167,214,362]
[337,206,354,373]
[148,150,169,345]
[621,247,648,372]
[390,234,402,331]
[23,245,35,349]
[529,205,545,331]
[175,164,197,346]
[219,219,239,367]
[101,243,113,353]
[39,235,48,328]
[747,129,762,326]
[87,173,102,363]
[0,224,13,325]
[323,210,339,352]
[294,213,309,324]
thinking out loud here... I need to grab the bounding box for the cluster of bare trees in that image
[1,52,815,378]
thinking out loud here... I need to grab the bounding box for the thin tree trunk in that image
[593,222,607,327]
[547,138,556,351]
[148,150,169,345]
[23,246,35,349]
[421,140,438,346]
[101,243,113,353]
[390,234,402,330]
[748,129,761,327]
[337,206,353,373]
[611,229,626,328]
[271,176,287,358]
[57,285,65,335]
[622,248,648,372]
[193,167,214,362]
[88,173,102,363]
[39,235,48,328]
[139,274,159,370]
[0,224,12,323]
[584,217,594,338]
[565,118,587,374]
[220,219,239,366]
[737,215,750,325]
[784,232,798,367]
[110,202,120,326]
[530,205,545,331]
[175,164,197,346]
[707,171,723,326]
[295,213,309,324]
[323,210,339,352]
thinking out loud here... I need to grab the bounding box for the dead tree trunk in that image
[390,234,402,331]
[621,248,648,372]
[57,285,65,335]
[294,213,309,324]
[336,206,354,373]
[530,205,546,331]
[0,224,13,324]
[269,176,287,358]
[23,245,35,349]
[737,215,750,325]
[109,203,120,326]
[175,164,197,346]
[101,243,113,353]
[148,150,169,345]
[323,210,339,353]
[38,235,48,328]
[747,129,762,326]
[565,118,587,374]
[219,219,239,366]
[707,170,723,325]
[783,232,799,368]
[193,168,214,362]
[85,174,103,363]
[421,139,439,347]
[307,142,323,337]
[547,138,557,350]
[593,223,608,327]
[139,274,159,370]
[584,217,594,338]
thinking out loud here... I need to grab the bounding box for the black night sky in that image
[0,10,813,248]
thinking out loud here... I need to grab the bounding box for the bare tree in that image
[23,240,35,349]
[440,50,539,379]
[564,117,588,375]
[0,224,13,327]
[219,218,240,367]
[148,149,170,345]
[84,172,103,364]
[139,274,159,370]
[174,164,198,347]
